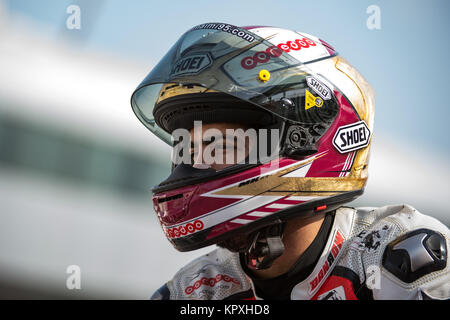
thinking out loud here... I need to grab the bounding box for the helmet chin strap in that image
[244,219,285,270]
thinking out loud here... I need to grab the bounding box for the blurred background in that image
[0,0,448,299]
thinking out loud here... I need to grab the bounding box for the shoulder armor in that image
[336,204,450,299]
[166,247,253,300]
[383,228,447,283]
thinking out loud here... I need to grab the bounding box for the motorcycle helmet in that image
[131,23,375,268]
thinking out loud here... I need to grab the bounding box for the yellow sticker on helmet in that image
[305,89,323,110]
[258,69,270,82]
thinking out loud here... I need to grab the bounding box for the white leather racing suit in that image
[151,204,450,300]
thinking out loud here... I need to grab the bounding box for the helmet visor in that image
[131,23,337,145]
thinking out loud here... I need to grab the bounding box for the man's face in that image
[188,122,254,171]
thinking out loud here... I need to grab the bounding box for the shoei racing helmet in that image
[131,23,375,253]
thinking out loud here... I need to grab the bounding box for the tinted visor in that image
[131,23,338,145]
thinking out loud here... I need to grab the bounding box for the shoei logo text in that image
[306,77,331,100]
[332,121,371,154]
[171,54,212,77]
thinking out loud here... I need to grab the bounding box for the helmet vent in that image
[157,193,183,203]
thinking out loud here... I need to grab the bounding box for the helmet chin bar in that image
[244,219,285,270]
